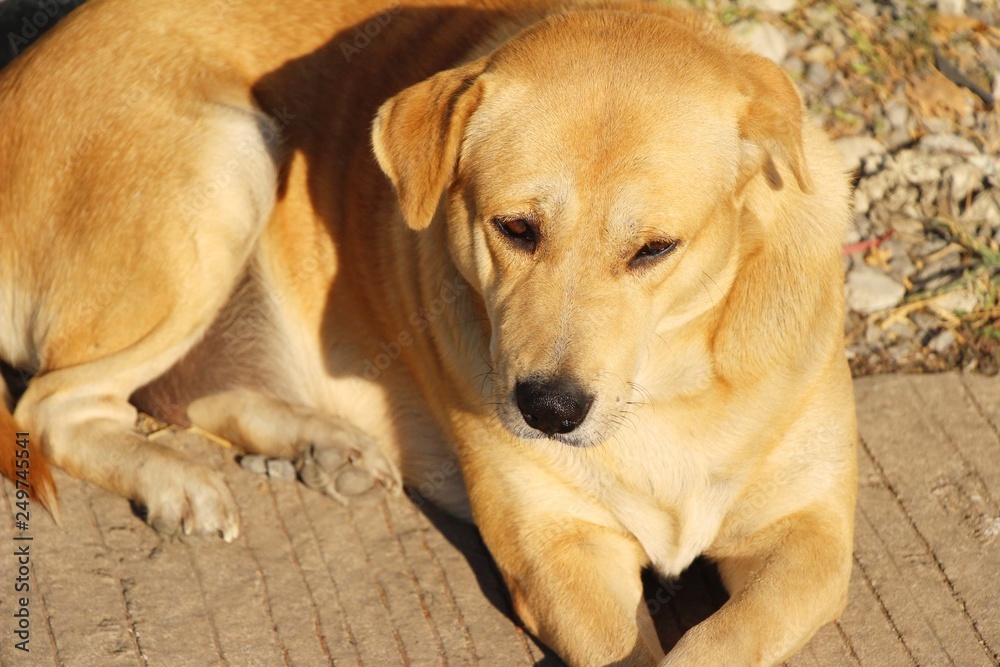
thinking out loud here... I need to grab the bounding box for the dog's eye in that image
[629,240,678,269]
[493,216,537,252]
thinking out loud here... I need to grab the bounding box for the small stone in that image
[806,61,832,88]
[964,192,1000,227]
[802,44,835,64]
[266,458,297,481]
[879,187,921,224]
[888,340,917,363]
[748,0,796,12]
[857,0,880,16]
[852,213,874,240]
[861,153,887,175]
[804,5,838,27]
[887,248,917,283]
[916,238,949,256]
[928,329,957,353]
[786,33,810,53]
[934,289,980,314]
[886,23,908,42]
[916,256,964,291]
[783,56,804,77]
[845,265,907,315]
[136,413,169,436]
[886,318,918,340]
[887,128,912,151]
[853,189,871,216]
[924,117,953,134]
[825,87,848,107]
[820,25,848,52]
[911,311,940,331]
[937,0,966,15]
[968,154,997,179]
[731,22,789,63]
[989,168,1000,190]
[900,201,923,219]
[948,164,984,203]
[859,166,901,202]
[897,151,942,185]
[919,134,980,156]
[888,214,925,237]
[885,101,910,130]
[864,322,884,346]
[834,136,887,174]
[240,455,268,476]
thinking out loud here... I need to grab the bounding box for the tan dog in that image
[0,0,857,664]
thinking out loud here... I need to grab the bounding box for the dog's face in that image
[374,9,811,446]
[449,62,747,446]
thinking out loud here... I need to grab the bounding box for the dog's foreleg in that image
[660,509,853,667]
[491,517,662,666]
[187,389,400,502]
[34,399,240,541]
[17,323,247,540]
[15,309,250,541]
[465,457,664,667]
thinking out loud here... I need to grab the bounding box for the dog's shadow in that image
[418,502,729,666]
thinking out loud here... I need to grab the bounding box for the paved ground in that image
[1,372,998,666]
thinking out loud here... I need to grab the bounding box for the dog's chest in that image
[592,451,737,577]
[621,490,729,576]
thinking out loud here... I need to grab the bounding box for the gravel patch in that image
[719,0,1000,374]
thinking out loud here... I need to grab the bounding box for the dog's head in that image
[373,7,817,446]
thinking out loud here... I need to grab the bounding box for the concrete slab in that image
[1,373,998,666]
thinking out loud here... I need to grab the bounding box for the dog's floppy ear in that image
[372,59,488,230]
[737,54,813,194]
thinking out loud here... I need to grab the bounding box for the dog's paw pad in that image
[296,435,399,503]
[312,444,349,472]
[336,468,376,496]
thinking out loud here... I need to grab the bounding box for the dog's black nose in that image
[515,378,594,436]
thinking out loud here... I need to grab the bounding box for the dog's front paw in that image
[295,422,400,503]
[140,462,241,542]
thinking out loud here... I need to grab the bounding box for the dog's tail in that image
[0,382,58,521]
